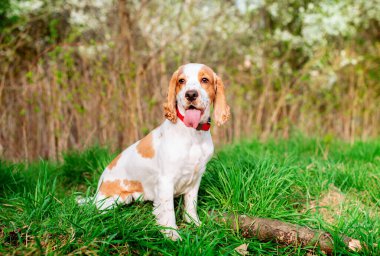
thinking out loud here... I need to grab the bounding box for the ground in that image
[0,136,379,255]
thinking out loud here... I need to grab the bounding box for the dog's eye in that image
[201,78,209,83]
[178,78,186,84]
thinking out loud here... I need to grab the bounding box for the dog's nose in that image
[185,90,198,102]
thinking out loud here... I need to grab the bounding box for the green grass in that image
[1,137,379,255]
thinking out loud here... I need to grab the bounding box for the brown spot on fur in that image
[123,180,143,192]
[213,75,230,126]
[175,67,186,95]
[175,74,186,95]
[136,132,155,158]
[198,65,216,101]
[99,179,143,199]
[108,154,121,170]
[163,66,184,123]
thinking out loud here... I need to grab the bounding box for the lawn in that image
[1,137,379,255]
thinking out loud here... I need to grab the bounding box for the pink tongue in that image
[183,109,202,128]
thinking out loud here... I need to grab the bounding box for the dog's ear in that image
[213,75,230,126]
[163,70,179,123]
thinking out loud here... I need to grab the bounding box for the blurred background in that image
[0,0,379,161]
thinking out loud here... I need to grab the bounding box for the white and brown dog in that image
[91,63,230,240]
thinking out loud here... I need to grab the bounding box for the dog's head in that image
[163,63,230,128]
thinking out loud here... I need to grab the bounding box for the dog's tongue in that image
[183,109,202,128]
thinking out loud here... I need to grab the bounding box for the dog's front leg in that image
[184,177,202,226]
[153,177,180,240]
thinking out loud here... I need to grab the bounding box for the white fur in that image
[92,63,215,240]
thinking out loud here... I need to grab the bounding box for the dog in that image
[91,63,230,240]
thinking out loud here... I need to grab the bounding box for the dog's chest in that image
[173,140,213,195]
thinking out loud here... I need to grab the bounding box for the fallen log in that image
[211,212,364,254]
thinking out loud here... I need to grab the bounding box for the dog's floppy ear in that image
[163,70,179,123]
[213,75,230,126]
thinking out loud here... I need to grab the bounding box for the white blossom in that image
[236,0,265,13]
[9,0,43,15]
[339,50,363,67]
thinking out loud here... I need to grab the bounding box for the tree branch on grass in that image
[211,212,369,255]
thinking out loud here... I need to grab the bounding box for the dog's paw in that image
[193,219,202,226]
[162,228,182,241]
[184,214,202,226]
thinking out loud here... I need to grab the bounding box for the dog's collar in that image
[176,107,211,131]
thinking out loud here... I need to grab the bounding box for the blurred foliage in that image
[0,0,379,160]
[0,0,16,31]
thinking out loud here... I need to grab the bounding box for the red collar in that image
[176,108,211,131]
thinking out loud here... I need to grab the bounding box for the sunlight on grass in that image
[1,138,379,254]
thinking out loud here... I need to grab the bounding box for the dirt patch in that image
[305,184,378,226]
[307,185,346,224]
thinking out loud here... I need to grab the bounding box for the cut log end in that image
[346,238,362,252]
